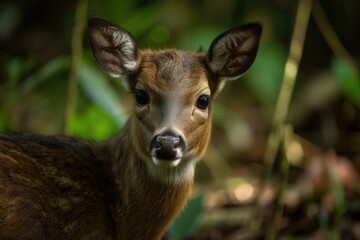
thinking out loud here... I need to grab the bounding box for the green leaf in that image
[246,41,286,105]
[318,207,329,228]
[329,170,346,224]
[69,105,118,140]
[167,194,203,240]
[22,56,71,94]
[0,110,6,132]
[332,58,360,107]
[89,0,136,24]
[5,58,37,104]
[7,58,36,90]
[78,60,126,127]
[121,5,161,38]
[179,26,223,51]
[89,3,161,40]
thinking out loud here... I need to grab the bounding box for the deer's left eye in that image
[196,95,211,109]
[135,89,150,106]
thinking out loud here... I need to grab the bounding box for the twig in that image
[265,0,313,172]
[253,0,314,238]
[312,0,358,73]
[266,0,314,236]
[63,0,89,134]
[267,125,292,240]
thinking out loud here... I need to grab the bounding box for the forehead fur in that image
[136,50,209,94]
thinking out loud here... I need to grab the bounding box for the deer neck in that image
[108,121,193,239]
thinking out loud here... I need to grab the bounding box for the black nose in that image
[150,130,185,161]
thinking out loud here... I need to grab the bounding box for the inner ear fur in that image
[88,17,138,84]
[206,22,262,82]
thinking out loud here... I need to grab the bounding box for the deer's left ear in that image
[88,17,138,81]
[206,22,262,92]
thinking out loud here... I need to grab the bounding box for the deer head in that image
[88,17,262,184]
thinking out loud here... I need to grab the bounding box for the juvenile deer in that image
[0,17,262,239]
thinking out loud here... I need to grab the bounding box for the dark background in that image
[1,0,359,239]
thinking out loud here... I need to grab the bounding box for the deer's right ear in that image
[205,22,262,95]
[88,17,138,81]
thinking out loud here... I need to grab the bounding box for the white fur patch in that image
[112,31,137,71]
[147,157,196,185]
[152,157,181,167]
[123,60,137,71]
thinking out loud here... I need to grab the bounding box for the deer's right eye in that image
[196,95,210,110]
[135,89,150,106]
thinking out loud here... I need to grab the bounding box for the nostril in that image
[156,136,179,149]
[173,138,180,148]
[154,138,162,150]
[151,134,182,161]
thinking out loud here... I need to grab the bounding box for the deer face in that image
[88,18,262,183]
[130,51,212,180]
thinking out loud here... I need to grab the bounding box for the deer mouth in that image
[152,157,181,167]
[150,143,184,167]
[149,129,186,167]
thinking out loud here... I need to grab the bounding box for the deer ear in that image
[88,17,138,80]
[206,22,262,91]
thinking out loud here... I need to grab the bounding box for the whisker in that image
[112,110,134,121]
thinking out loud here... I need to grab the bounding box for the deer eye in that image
[196,95,211,109]
[135,89,149,106]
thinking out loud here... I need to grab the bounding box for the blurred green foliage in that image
[167,194,204,240]
[78,60,127,128]
[332,58,360,107]
[0,0,359,238]
[69,104,118,140]
[1,0,359,136]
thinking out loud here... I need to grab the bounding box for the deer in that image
[0,17,262,239]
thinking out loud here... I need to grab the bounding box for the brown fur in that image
[0,125,191,239]
[0,18,261,239]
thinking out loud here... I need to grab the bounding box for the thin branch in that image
[312,0,358,73]
[253,0,314,237]
[263,0,313,186]
[267,125,292,240]
[63,0,89,134]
